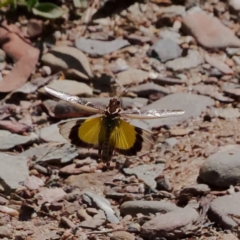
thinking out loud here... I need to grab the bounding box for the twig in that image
[87,228,126,235]
[82,0,100,36]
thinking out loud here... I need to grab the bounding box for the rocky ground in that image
[1,0,240,239]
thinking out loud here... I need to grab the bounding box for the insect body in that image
[45,86,184,162]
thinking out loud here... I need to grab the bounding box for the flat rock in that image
[127,34,151,44]
[79,218,105,229]
[164,137,179,148]
[120,200,180,216]
[0,130,37,150]
[226,47,240,55]
[117,68,150,86]
[179,184,211,196]
[35,188,67,205]
[75,38,129,56]
[0,226,11,238]
[109,58,129,73]
[41,46,93,80]
[209,192,240,228]
[123,164,165,189]
[65,170,117,194]
[220,234,239,240]
[211,92,234,103]
[153,76,185,85]
[165,50,204,71]
[233,55,240,65]
[59,163,94,175]
[199,146,240,187]
[20,143,78,164]
[158,5,186,16]
[0,153,29,193]
[39,123,68,143]
[158,28,181,42]
[140,92,214,129]
[110,231,135,240]
[170,128,192,136]
[45,80,93,96]
[148,39,182,63]
[24,175,44,190]
[192,83,218,97]
[141,207,199,239]
[204,54,233,74]
[83,191,119,223]
[128,82,169,97]
[182,11,240,48]
[0,120,31,134]
[223,88,240,97]
[212,108,240,119]
[229,0,240,11]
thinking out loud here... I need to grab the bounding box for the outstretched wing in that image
[110,119,153,156]
[45,86,104,114]
[58,116,105,149]
[122,109,185,119]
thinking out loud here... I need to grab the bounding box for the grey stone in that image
[182,11,240,48]
[41,46,93,80]
[128,82,169,97]
[123,164,165,189]
[0,153,29,193]
[110,231,135,240]
[0,226,11,238]
[46,79,93,96]
[209,192,240,228]
[117,68,149,86]
[75,38,129,56]
[39,123,68,143]
[140,92,214,129]
[121,200,180,216]
[180,184,211,196]
[158,28,181,42]
[20,143,78,164]
[164,137,179,148]
[211,108,240,119]
[199,146,240,187]
[83,191,119,223]
[141,207,199,239]
[165,50,204,71]
[148,39,182,63]
[0,130,37,150]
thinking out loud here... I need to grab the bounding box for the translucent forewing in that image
[122,109,185,119]
[45,86,104,114]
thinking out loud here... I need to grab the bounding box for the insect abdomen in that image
[101,142,113,162]
[99,117,117,162]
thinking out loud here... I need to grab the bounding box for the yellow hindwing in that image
[78,117,106,145]
[109,119,153,156]
[58,116,105,148]
[58,117,153,157]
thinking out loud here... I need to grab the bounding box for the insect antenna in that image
[116,81,136,99]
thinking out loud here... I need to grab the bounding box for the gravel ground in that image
[0,0,240,239]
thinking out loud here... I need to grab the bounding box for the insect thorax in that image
[105,97,121,116]
[101,115,120,132]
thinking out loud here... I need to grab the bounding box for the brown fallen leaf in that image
[0,22,40,92]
